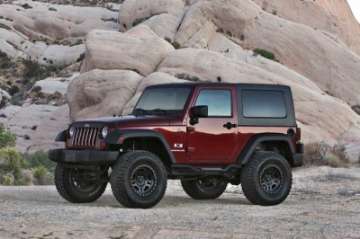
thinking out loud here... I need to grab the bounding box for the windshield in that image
[133,86,192,116]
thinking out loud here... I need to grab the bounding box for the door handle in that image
[186,126,195,133]
[223,122,237,130]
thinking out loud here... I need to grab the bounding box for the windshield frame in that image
[132,85,194,117]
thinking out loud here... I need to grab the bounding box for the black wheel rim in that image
[130,164,158,197]
[259,165,283,194]
[69,169,103,194]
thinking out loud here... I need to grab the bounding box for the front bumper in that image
[49,149,119,165]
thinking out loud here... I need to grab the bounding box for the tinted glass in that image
[196,90,232,117]
[134,87,191,115]
[242,90,286,118]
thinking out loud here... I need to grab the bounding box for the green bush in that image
[172,41,181,49]
[253,48,277,61]
[33,165,49,185]
[0,51,15,69]
[24,150,55,173]
[0,125,16,148]
[0,147,25,183]
[33,166,47,178]
[304,143,350,168]
[18,169,33,186]
[1,174,14,185]
[22,59,59,82]
[0,149,55,185]
[0,127,56,185]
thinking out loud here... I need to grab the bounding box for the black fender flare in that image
[105,129,176,163]
[55,130,67,142]
[237,133,295,165]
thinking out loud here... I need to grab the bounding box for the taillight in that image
[295,126,301,142]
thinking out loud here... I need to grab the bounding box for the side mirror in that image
[190,105,208,125]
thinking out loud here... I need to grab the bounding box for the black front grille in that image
[71,127,100,148]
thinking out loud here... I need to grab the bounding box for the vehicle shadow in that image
[82,194,251,208]
[158,194,251,208]
[0,186,251,209]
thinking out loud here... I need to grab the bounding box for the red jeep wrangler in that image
[49,83,303,208]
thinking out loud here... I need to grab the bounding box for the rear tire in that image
[54,163,108,203]
[241,151,292,206]
[110,151,167,208]
[181,176,227,200]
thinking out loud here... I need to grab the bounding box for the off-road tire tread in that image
[241,151,292,206]
[110,151,167,208]
[54,163,107,203]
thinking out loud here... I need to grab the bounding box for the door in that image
[187,87,238,164]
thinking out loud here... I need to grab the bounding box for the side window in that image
[242,90,287,118]
[195,89,232,117]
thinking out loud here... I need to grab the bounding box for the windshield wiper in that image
[133,108,168,116]
[150,108,168,115]
[133,108,148,116]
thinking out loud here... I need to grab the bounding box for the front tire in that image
[54,163,108,203]
[110,151,167,208]
[181,176,227,200]
[241,151,292,206]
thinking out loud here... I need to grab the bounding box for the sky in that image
[348,0,360,22]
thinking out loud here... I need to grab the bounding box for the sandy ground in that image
[0,166,360,239]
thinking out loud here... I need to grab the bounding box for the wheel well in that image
[120,137,173,170]
[256,141,293,165]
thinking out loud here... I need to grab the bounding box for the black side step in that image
[171,164,242,178]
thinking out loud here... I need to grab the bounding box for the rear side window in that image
[195,89,232,117]
[242,90,287,118]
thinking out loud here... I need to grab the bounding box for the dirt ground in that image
[0,166,360,239]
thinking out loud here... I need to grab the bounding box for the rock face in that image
[0,29,85,66]
[65,0,360,162]
[0,0,118,67]
[175,0,360,107]
[67,69,142,120]
[80,25,174,75]
[2,0,360,161]
[0,104,69,152]
[251,0,360,56]
[118,0,185,41]
[1,0,118,41]
[33,73,79,95]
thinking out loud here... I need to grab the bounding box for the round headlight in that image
[101,126,109,139]
[69,126,75,138]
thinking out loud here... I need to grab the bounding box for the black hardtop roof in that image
[146,82,291,90]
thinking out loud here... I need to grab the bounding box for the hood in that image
[71,115,182,128]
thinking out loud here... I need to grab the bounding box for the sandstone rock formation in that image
[0,0,118,67]
[174,0,360,107]
[1,0,118,41]
[66,0,360,161]
[251,0,360,55]
[118,0,185,41]
[0,104,69,152]
[1,0,360,162]
[32,73,79,96]
[67,69,142,120]
[80,25,174,75]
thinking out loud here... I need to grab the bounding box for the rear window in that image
[242,90,287,118]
